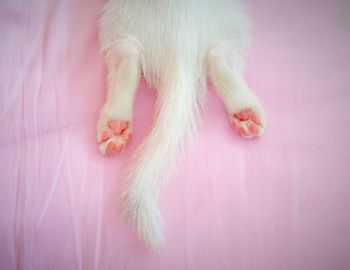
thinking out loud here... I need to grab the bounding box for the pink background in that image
[1,0,350,269]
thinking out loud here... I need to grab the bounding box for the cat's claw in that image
[97,119,132,155]
[230,108,264,138]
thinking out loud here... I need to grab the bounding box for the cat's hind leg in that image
[207,45,265,138]
[97,37,142,155]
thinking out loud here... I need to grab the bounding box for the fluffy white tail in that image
[120,48,203,250]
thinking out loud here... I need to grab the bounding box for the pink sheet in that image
[1,0,350,269]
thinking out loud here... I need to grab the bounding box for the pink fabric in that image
[1,0,350,269]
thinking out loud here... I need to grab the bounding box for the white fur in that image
[98,0,265,251]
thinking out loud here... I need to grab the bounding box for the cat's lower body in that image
[97,0,265,250]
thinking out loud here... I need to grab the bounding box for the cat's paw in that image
[230,108,264,139]
[97,119,132,155]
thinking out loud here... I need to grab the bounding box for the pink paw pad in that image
[100,130,110,142]
[106,141,124,155]
[108,120,129,135]
[98,119,132,155]
[231,109,263,138]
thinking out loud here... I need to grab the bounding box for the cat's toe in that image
[105,141,124,155]
[230,108,264,138]
[97,119,132,155]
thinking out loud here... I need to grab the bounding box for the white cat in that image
[97,0,265,251]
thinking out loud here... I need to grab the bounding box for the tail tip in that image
[120,189,165,252]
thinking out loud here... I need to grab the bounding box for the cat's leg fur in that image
[207,45,265,138]
[97,37,141,155]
